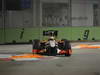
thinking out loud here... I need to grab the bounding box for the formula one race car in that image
[32,30,72,56]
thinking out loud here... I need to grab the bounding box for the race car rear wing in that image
[43,30,58,37]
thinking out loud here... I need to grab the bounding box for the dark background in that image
[0,0,31,10]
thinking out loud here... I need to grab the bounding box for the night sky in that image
[0,0,31,10]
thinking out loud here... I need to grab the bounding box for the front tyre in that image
[32,39,40,54]
[61,39,72,57]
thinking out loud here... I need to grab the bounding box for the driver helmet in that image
[49,36,55,40]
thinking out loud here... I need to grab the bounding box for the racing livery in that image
[32,30,72,56]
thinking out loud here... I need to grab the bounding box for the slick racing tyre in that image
[61,39,72,56]
[61,39,71,50]
[32,39,40,49]
[32,39,40,53]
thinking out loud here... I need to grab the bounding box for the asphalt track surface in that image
[0,42,100,75]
